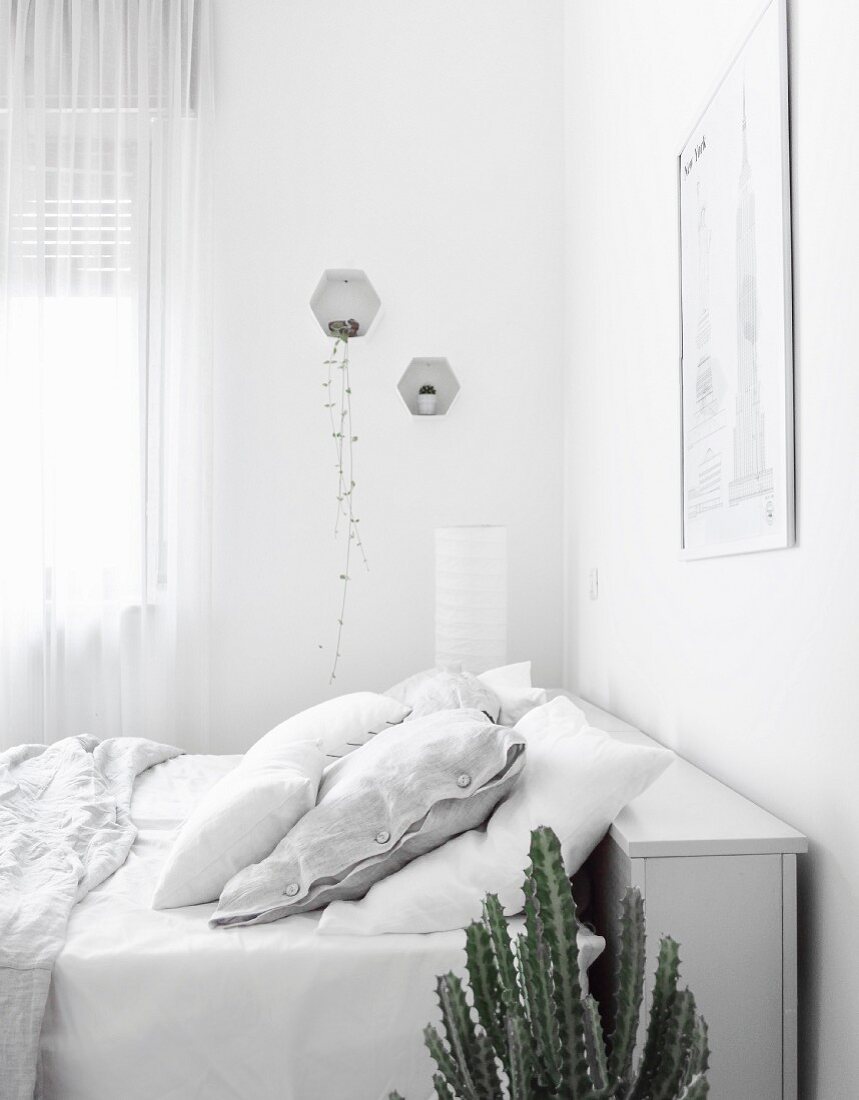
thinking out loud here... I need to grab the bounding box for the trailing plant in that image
[390,826,709,1100]
[419,383,437,395]
[321,319,368,683]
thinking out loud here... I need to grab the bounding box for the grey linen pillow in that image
[387,668,501,724]
[384,665,461,703]
[211,709,525,928]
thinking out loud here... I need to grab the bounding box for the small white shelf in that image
[309,269,381,338]
[397,358,460,418]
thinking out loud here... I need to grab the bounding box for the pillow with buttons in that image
[318,697,673,936]
[210,709,525,928]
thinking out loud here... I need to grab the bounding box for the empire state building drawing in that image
[685,182,725,521]
[694,184,716,418]
[728,85,773,505]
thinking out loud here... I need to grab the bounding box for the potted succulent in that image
[417,383,438,416]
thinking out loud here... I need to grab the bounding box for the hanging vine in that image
[321,320,368,683]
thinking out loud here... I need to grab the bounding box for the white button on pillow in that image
[245,691,411,763]
[478,661,548,725]
[152,739,325,910]
[318,696,673,935]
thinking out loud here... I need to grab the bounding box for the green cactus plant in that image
[390,826,709,1100]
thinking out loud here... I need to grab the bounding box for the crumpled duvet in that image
[0,735,182,1100]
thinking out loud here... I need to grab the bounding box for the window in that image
[0,0,213,747]
[3,115,141,603]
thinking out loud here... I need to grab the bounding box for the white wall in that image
[210,0,565,751]
[563,2,859,1096]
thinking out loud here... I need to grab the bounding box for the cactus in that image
[391,826,709,1100]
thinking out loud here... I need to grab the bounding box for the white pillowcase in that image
[318,696,673,935]
[152,739,325,910]
[477,661,548,726]
[245,692,411,763]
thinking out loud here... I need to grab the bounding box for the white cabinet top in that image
[562,693,808,859]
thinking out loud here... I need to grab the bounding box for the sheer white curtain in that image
[0,0,213,751]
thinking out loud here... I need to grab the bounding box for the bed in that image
[23,690,806,1100]
[37,751,605,1100]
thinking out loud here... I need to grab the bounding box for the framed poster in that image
[678,0,794,559]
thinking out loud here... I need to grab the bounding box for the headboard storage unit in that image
[568,695,807,1100]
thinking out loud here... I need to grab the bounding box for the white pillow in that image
[152,739,325,910]
[245,692,411,763]
[478,661,548,725]
[318,696,673,935]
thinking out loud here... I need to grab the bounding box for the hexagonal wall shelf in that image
[397,358,460,417]
[309,269,381,338]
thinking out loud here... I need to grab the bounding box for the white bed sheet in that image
[38,752,605,1100]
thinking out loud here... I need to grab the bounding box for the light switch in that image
[589,568,599,600]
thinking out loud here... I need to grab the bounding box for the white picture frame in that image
[678,0,794,560]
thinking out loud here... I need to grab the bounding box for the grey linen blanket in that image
[0,735,182,1100]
